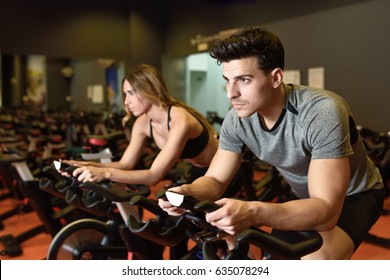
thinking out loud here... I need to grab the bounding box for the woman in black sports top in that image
[62,63,219,187]
[60,64,243,259]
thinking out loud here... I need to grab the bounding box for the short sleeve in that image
[219,109,246,154]
[305,95,354,159]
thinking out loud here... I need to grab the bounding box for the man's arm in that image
[305,157,350,230]
[181,149,243,201]
[205,157,350,235]
[158,149,243,215]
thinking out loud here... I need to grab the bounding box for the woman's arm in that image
[71,115,153,183]
[73,109,196,185]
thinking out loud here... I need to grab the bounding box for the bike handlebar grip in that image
[39,177,66,199]
[41,165,65,179]
[128,196,190,247]
[79,181,150,202]
[82,190,111,211]
[130,195,166,220]
[42,164,73,184]
[156,215,189,246]
[233,228,323,260]
[126,184,151,198]
[193,200,220,212]
[53,161,75,174]
[128,215,188,247]
[64,188,108,217]
[39,166,73,196]
[0,151,27,163]
[155,188,167,200]
[63,166,78,176]
[79,181,123,202]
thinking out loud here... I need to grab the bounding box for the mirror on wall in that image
[163,52,230,121]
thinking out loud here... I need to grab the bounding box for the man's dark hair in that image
[209,27,285,72]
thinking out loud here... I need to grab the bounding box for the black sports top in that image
[150,106,209,159]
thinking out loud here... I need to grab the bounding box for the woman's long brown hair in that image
[122,64,215,136]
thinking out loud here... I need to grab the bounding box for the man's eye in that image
[241,78,250,83]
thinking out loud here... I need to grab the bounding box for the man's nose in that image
[226,83,240,99]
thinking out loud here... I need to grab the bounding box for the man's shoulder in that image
[287,84,345,110]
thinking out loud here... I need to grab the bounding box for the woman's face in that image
[123,80,151,117]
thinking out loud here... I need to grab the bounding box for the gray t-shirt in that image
[219,84,383,198]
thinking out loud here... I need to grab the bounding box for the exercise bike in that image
[45,176,159,260]
[359,127,390,249]
[41,132,165,259]
[0,142,71,257]
[127,189,323,260]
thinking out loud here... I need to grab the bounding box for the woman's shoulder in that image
[132,114,150,135]
[170,106,204,135]
[170,105,195,122]
[134,113,149,124]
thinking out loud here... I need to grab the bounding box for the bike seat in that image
[84,131,126,148]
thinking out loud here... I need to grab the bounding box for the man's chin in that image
[235,110,253,119]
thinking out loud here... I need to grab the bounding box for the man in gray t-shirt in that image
[158,27,384,259]
[220,83,382,199]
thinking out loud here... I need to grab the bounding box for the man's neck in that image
[258,85,286,129]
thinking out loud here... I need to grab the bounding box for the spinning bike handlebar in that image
[0,145,28,163]
[196,199,323,260]
[51,160,151,201]
[235,228,322,260]
[128,192,190,247]
[128,189,323,260]
[39,161,151,217]
[79,181,150,203]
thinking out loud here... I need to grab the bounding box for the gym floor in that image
[1,179,389,260]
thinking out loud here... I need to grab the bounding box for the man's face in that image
[222,57,274,118]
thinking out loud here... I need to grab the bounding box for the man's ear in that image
[271,68,283,88]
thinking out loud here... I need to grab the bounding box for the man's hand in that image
[205,198,256,235]
[157,186,188,216]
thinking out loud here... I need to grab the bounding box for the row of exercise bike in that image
[1,110,389,259]
[39,160,323,260]
[0,126,322,260]
[0,108,134,258]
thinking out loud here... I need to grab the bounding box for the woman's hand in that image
[73,166,108,183]
[60,159,91,167]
